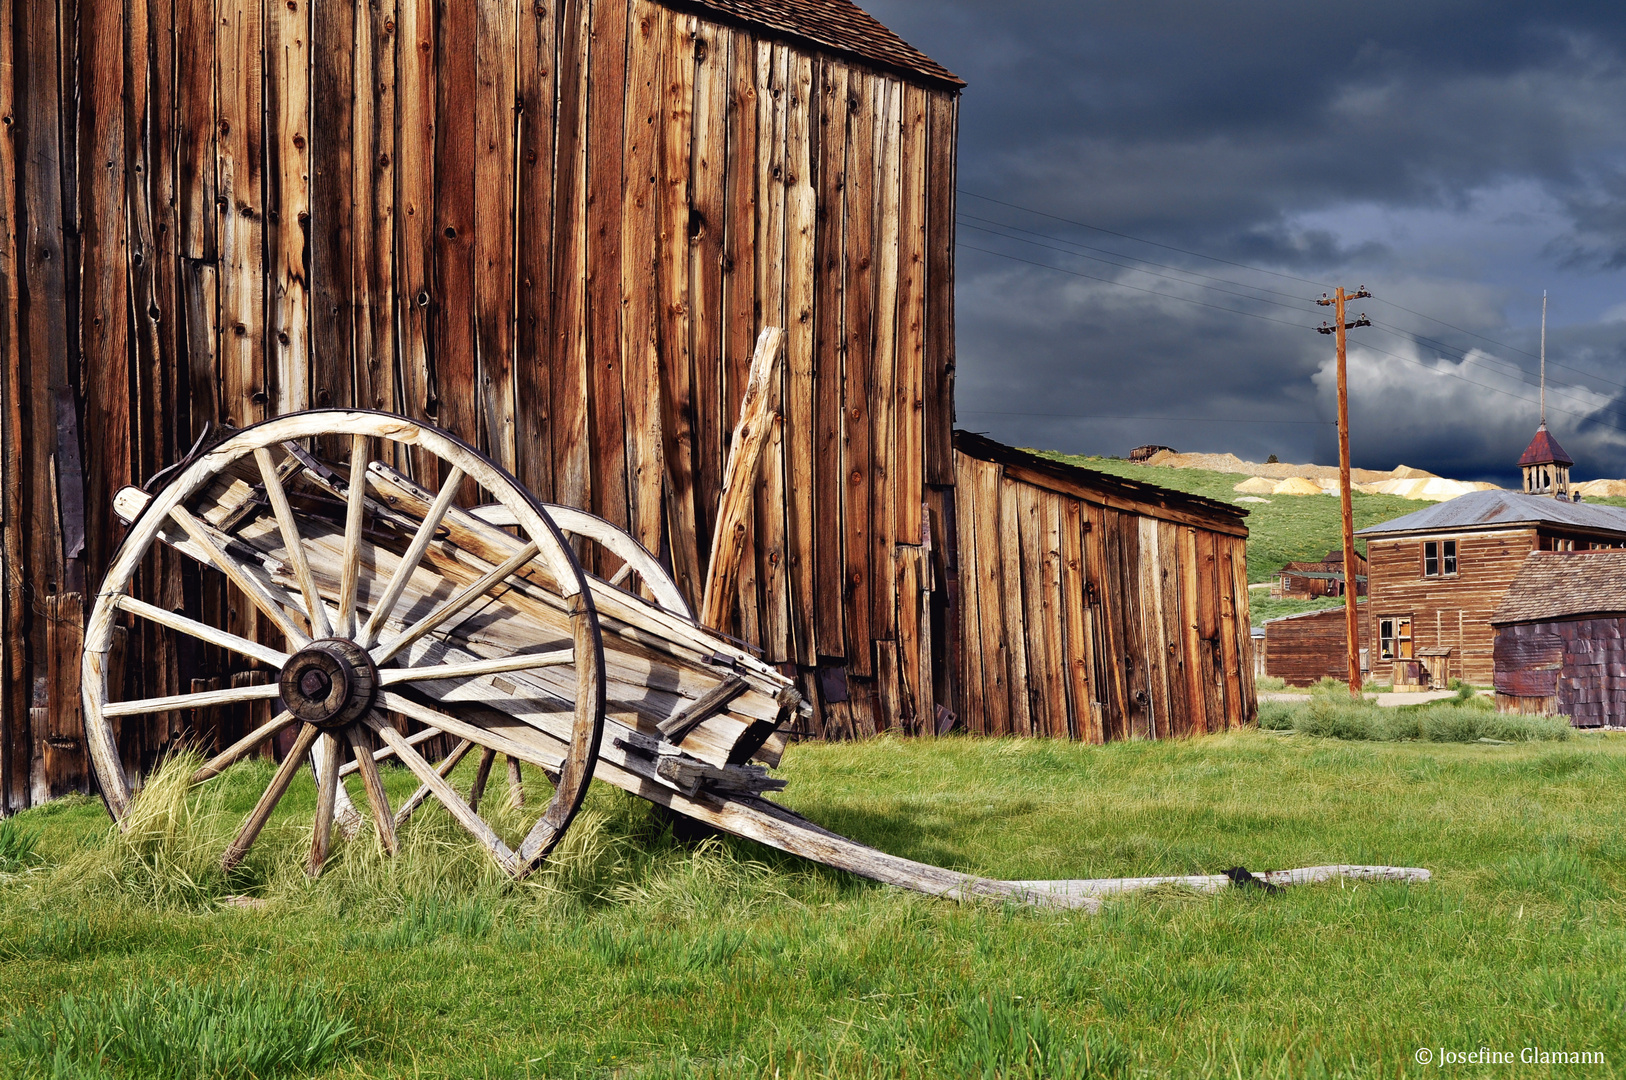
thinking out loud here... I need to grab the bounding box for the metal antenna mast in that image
[1540,291,1547,427]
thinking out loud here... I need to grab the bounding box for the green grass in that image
[1034,453,1424,583]
[1247,594,1346,624]
[4,736,1626,1077]
[1257,683,1574,743]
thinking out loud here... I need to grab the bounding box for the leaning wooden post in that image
[699,327,784,629]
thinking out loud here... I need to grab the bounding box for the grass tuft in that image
[0,819,42,872]
[5,977,358,1079]
[1258,685,1571,743]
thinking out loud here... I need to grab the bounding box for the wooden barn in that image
[1491,551,1626,725]
[1262,603,1368,687]
[0,0,963,809]
[1355,487,1626,688]
[952,433,1256,742]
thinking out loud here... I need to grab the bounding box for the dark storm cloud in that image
[863,0,1626,483]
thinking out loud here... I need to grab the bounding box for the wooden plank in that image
[218,0,266,433]
[1117,514,1151,739]
[894,84,926,543]
[473,0,516,469]
[922,90,957,484]
[353,0,397,421]
[78,0,129,589]
[873,639,900,734]
[1039,493,1070,739]
[917,500,938,729]
[1229,534,1257,723]
[894,546,921,730]
[972,459,1009,734]
[720,28,760,642]
[849,676,876,738]
[1015,482,1049,736]
[269,0,310,416]
[1179,526,1206,734]
[999,476,1030,734]
[782,49,817,664]
[658,11,701,609]
[1139,517,1171,738]
[953,454,986,734]
[1085,504,1126,739]
[621,0,665,562]
[1195,528,1224,732]
[395,0,438,467]
[869,78,902,642]
[1059,497,1094,742]
[311,0,355,414]
[1157,520,1192,736]
[514,0,557,500]
[44,594,85,795]
[811,57,845,658]
[584,0,630,533]
[700,327,782,628]
[549,0,591,511]
[687,17,728,576]
[433,0,478,466]
[841,67,875,676]
[753,40,790,663]
[0,0,26,809]
[176,0,219,440]
[1218,537,1245,729]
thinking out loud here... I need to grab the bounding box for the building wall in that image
[1263,604,1368,687]
[1494,617,1626,726]
[1364,529,1537,685]
[953,449,1255,741]
[0,0,959,808]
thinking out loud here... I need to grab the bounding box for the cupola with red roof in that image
[1520,422,1573,498]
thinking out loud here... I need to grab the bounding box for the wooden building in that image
[0,0,962,808]
[1491,551,1626,725]
[1356,489,1626,687]
[952,433,1256,742]
[1275,550,1366,600]
[1262,603,1368,687]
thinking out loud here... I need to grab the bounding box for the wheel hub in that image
[279,638,379,730]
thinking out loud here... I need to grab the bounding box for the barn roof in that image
[1355,489,1626,539]
[1517,423,1573,467]
[681,0,963,87]
[954,431,1249,534]
[1491,551,1626,625]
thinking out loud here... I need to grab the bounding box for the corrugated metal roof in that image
[1491,550,1626,625]
[1518,424,1573,467]
[681,0,963,87]
[1355,489,1626,538]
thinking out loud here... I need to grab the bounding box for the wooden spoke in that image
[377,649,573,685]
[359,465,465,649]
[192,710,300,783]
[468,747,497,812]
[168,505,313,648]
[336,724,443,778]
[367,716,516,872]
[117,595,289,669]
[371,540,541,665]
[345,726,398,856]
[104,681,282,719]
[394,737,474,827]
[306,733,343,876]
[223,722,320,871]
[506,756,526,810]
[255,446,334,638]
[336,434,370,638]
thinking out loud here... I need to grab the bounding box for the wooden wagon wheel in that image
[80,410,606,878]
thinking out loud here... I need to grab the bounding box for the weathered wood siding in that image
[952,436,1255,740]
[1364,529,1536,686]
[1493,617,1626,726]
[0,0,960,809]
[1263,604,1368,687]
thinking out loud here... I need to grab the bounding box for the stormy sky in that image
[863,0,1626,485]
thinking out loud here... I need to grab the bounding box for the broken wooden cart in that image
[81,404,1427,908]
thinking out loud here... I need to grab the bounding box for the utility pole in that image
[1317,287,1372,698]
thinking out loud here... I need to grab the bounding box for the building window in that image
[1422,540,1457,577]
[1379,616,1413,660]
